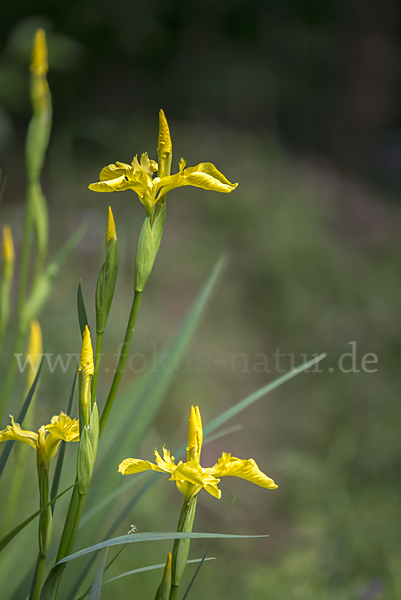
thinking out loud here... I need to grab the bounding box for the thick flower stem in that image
[99,290,142,435]
[0,327,25,424]
[29,553,47,600]
[56,483,80,562]
[64,492,86,557]
[169,494,197,599]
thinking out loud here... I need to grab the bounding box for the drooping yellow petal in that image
[118,457,165,475]
[183,163,238,193]
[106,206,117,248]
[186,406,203,463]
[89,175,133,193]
[26,320,43,392]
[0,416,38,449]
[156,162,238,200]
[206,452,277,489]
[31,29,48,76]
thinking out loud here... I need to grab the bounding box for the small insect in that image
[128,524,137,534]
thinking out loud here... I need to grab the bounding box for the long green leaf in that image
[204,353,327,437]
[102,558,215,586]
[57,532,267,564]
[0,352,45,478]
[88,550,108,600]
[77,280,89,338]
[0,481,77,552]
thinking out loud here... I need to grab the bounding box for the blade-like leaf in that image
[204,353,327,437]
[0,481,77,552]
[103,558,215,586]
[77,280,89,338]
[0,352,45,478]
[88,550,108,600]
[57,532,267,564]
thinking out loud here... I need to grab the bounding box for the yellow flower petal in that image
[207,452,277,489]
[118,458,164,475]
[170,460,221,499]
[186,406,202,463]
[154,448,176,474]
[0,416,38,449]
[89,175,133,193]
[99,163,131,182]
[44,412,80,461]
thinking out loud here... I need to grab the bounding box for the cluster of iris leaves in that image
[0,30,325,600]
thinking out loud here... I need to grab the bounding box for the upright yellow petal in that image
[106,206,117,249]
[31,29,48,76]
[207,452,277,489]
[157,110,172,158]
[79,326,94,427]
[36,426,47,467]
[44,413,79,462]
[186,406,203,463]
[0,416,38,449]
[26,320,43,392]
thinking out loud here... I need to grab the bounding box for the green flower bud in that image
[171,494,197,587]
[155,553,172,600]
[77,402,99,495]
[134,202,166,293]
[96,207,119,333]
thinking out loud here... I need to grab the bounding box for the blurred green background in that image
[1,1,401,599]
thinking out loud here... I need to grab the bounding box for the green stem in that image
[99,291,142,435]
[0,442,27,536]
[64,493,86,558]
[19,183,35,316]
[56,484,80,562]
[169,494,197,599]
[91,331,103,407]
[29,553,47,600]
[0,327,26,423]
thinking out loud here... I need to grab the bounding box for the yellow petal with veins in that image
[206,452,277,489]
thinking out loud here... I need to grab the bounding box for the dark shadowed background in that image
[1,1,401,599]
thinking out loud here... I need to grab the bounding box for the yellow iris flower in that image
[89,111,238,215]
[0,412,79,468]
[119,406,277,499]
